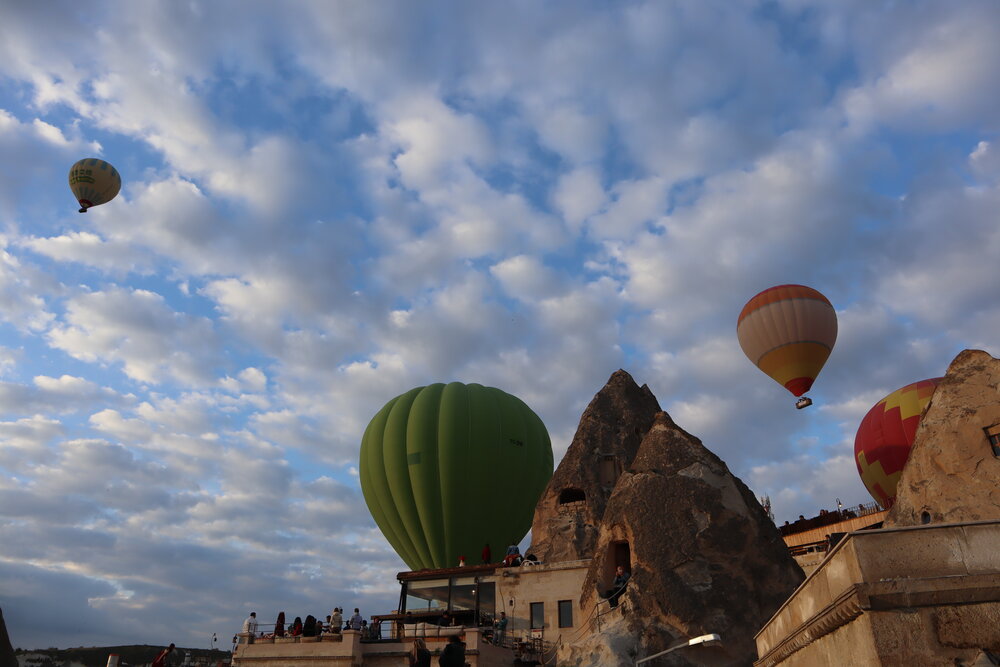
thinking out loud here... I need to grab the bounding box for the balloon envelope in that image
[737,284,837,398]
[69,158,121,212]
[854,377,942,509]
[360,382,553,571]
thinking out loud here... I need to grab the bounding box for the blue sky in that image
[1,0,999,651]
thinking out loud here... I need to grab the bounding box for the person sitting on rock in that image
[604,565,631,608]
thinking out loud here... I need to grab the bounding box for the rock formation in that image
[529,370,661,562]
[0,607,16,667]
[886,349,1000,527]
[564,412,805,667]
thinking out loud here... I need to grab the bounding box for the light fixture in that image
[635,633,722,665]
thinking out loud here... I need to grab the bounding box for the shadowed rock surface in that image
[0,607,15,667]
[565,412,804,667]
[887,349,1000,527]
[529,370,661,562]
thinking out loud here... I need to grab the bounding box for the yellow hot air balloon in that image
[737,284,837,409]
[68,158,121,212]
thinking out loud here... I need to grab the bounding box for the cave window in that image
[985,424,1000,457]
[558,488,586,504]
[599,455,619,487]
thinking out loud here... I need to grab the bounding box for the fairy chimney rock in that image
[529,369,661,562]
[567,412,804,667]
[0,607,16,667]
[886,349,1000,527]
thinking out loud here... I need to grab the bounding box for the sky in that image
[1,0,999,651]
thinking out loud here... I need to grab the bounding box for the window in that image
[599,455,619,487]
[558,488,585,504]
[403,579,450,613]
[985,424,1000,457]
[558,600,573,628]
[450,576,477,611]
[530,602,544,629]
[477,581,496,622]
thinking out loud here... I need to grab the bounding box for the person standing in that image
[481,543,491,564]
[439,634,465,667]
[151,644,174,667]
[241,611,258,642]
[350,608,363,631]
[330,607,342,633]
[494,612,508,646]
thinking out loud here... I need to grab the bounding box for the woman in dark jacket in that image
[274,611,285,638]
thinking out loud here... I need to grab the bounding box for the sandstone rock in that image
[0,607,16,667]
[886,349,1000,527]
[529,370,661,562]
[567,412,804,667]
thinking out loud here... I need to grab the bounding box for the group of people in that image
[241,607,376,641]
[407,635,465,667]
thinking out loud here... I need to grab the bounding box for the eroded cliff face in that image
[887,349,1000,527]
[528,369,661,562]
[562,412,804,667]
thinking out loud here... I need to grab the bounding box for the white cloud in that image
[46,287,223,385]
[552,167,607,230]
[22,231,153,275]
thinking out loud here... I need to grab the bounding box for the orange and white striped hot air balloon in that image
[737,284,838,409]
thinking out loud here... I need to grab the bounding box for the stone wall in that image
[487,560,591,643]
[755,520,1000,666]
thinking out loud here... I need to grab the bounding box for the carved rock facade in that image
[887,349,1000,527]
[563,412,804,666]
[529,370,661,562]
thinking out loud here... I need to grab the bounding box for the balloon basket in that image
[795,397,813,410]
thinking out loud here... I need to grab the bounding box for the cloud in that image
[46,287,224,385]
[0,376,125,419]
[22,231,154,275]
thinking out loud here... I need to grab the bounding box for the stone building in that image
[755,349,1000,666]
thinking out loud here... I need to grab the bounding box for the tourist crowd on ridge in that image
[238,607,384,643]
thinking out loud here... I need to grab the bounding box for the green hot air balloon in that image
[360,382,553,571]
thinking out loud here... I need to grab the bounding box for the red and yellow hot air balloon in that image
[69,158,121,213]
[854,377,942,509]
[737,284,838,409]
